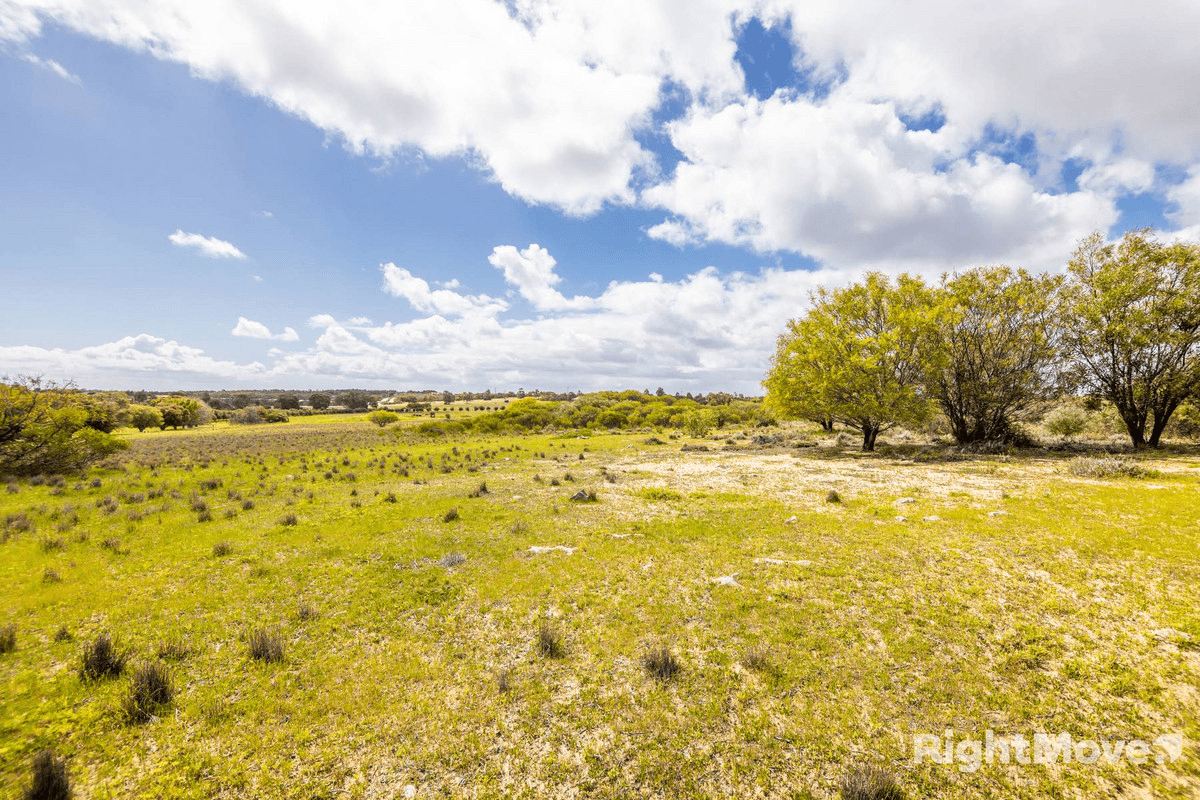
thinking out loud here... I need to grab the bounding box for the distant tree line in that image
[765,229,1200,451]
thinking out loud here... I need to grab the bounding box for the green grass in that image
[1,419,1198,797]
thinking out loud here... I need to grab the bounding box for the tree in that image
[337,390,372,411]
[309,393,331,410]
[128,405,163,432]
[150,396,210,429]
[367,409,400,427]
[442,391,454,405]
[765,273,941,451]
[1,378,129,475]
[1062,230,1200,447]
[927,266,1066,444]
[277,394,300,410]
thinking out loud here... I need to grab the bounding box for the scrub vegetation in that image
[1,409,1198,798]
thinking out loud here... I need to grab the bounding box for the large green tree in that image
[1063,230,1200,447]
[928,266,1067,444]
[0,378,129,475]
[765,272,941,451]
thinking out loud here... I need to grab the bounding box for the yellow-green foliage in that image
[1,419,1198,798]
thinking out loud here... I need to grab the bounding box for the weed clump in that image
[296,602,318,622]
[211,540,234,557]
[442,507,460,523]
[437,552,466,568]
[53,625,72,643]
[839,763,904,800]
[642,644,681,680]
[22,749,71,800]
[536,621,567,659]
[279,513,298,526]
[1067,456,1159,479]
[741,643,773,673]
[79,632,126,681]
[0,623,17,653]
[121,661,174,724]
[39,535,66,552]
[468,481,489,498]
[826,489,842,503]
[248,627,284,663]
[42,568,62,584]
[156,637,192,661]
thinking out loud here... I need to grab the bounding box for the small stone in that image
[894,516,908,522]
[784,515,798,524]
[712,575,739,587]
[570,490,589,501]
[529,545,575,555]
[896,497,916,505]
[921,515,941,522]
[987,510,1009,517]
[403,786,417,799]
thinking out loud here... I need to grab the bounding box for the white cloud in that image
[168,229,246,259]
[4,0,1200,269]
[21,52,79,83]
[231,317,298,341]
[488,243,593,310]
[1167,167,1200,242]
[0,334,264,388]
[380,263,506,317]
[1,246,867,392]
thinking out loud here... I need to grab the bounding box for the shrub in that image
[79,632,126,680]
[367,410,401,427]
[1067,456,1159,479]
[42,568,61,583]
[53,625,72,643]
[156,637,192,661]
[121,661,174,723]
[1045,406,1090,440]
[0,623,16,653]
[442,507,460,523]
[826,489,842,503]
[211,540,234,557]
[40,535,65,552]
[642,644,681,680]
[241,499,254,511]
[248,627,284,663]
[536,621,567,659]
[468,481,489,498]
[279,513,298,526]
[22,749,71,800]
[840,763,904,800]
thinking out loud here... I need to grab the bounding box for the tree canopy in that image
[1,378,129,475]
[764,272,941,451]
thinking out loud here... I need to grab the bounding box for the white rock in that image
[987,510,1009,517]
[1151,627,1189,640]
[403,785,417,799]
[921,515,942,522]
[896,497,916,505]
[784,515,798,524]
[712,575,740,587]
[894,516,908,522]
[529,545,575,555]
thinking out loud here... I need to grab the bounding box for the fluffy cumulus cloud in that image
[1,245,866,392]
[5,0,1200,269]
[168,229,246,259]
[487,244,593,311]
[231,317,298,342]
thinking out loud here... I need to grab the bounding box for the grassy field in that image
[2,417,1198,798]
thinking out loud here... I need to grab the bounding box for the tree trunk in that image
[821,417,835,432]
[861,424,879,452]
[1147,401,1181,447]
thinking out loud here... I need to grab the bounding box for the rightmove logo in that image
[913,730,1185,773]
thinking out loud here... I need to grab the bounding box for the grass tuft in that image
[536,620,567,659]
[441,507,460,523]
[79,632,126,681]
[0,623,16,653]
[42,567,62,583]
[22,749,71,800]
[642,644,681,680]
[248,626,285,663]
[296,602,319,622]
[1067,456,1159,479]
[211,540,234,557]
[279,513,298,526]
[53,625,72,643]
[156,637,193,661]
[839,763,904,800]
[120,661,174,724]
[741,643,773,673]
[826,489,842,503]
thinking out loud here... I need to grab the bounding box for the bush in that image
[1,379,129,475]
[642,644,681,680]
[536,621,567,659]
[1045,406,1090,440]
[0,623,16,653]
[248,627,284,663]
[367,410,400,427]
[442,507,460,523]
[121,661,174,723]
[211,540,234,557]
[840,763,904,800]
[79,632,126,680]
[1067,456,1159,479]
[22,749,71,800]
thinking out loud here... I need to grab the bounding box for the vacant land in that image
[2,418,1198,798]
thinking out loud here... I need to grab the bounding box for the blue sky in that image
[1,2,1198,393]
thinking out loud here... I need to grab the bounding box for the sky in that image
[1,1,1199,394]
